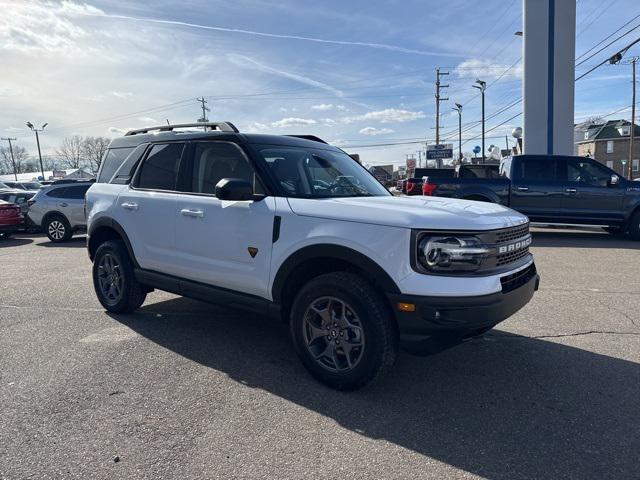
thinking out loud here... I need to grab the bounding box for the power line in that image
[576,14,640,61]
[576,22,640,67]
[576,0,619,38]
[576,36,640,81]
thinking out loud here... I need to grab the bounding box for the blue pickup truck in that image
[421,155,640,240]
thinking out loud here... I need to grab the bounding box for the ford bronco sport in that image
[86,122,539,390]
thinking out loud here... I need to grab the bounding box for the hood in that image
[286,195,528,231]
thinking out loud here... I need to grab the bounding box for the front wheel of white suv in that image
[92,240,147,313]
[289,272,398,391]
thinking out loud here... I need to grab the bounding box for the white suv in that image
[86,122,539,390]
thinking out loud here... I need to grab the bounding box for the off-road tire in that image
[289,272,398,391]
[92,240,146,313]
[629,211,640,241]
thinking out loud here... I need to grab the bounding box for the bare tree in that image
[56,135,86,169]
[0,145,31,175]
[82,136,110,174]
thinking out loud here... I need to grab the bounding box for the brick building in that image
[575,119,640,179]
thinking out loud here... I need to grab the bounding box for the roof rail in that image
[124,121,239,136]
[285,135,328,144]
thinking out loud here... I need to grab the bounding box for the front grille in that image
[495,223,530,243]
[496,247,530,266]
[501,264,537,293]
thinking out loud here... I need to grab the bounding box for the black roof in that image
[108,129,341,152]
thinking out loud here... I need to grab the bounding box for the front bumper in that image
[388,263,539,336]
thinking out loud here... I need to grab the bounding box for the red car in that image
[0,199,23,240]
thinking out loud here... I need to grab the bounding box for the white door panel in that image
[173,194,275,298]
[114,189,178,272]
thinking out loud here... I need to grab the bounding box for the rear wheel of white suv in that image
[289,272,398,390]
[92,240,147,313]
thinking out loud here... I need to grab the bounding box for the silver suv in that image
[28,182,92,242]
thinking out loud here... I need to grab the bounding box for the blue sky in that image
[1,0,638,166]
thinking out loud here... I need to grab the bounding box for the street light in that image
[472,79,487,163]
[26,122,47,182]
[452,103,463,162]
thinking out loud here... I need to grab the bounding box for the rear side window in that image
[46,187,68,198]
[64,185,91,199]
[135,143,184,191]
[514,157,559,181]
[97,147,135,183]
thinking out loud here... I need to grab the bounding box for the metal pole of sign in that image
[629,57,637,180]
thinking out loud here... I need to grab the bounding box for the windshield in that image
[22,182,42,189]
[257,146,390,198]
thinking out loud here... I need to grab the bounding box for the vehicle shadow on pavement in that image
[110,298,640,480]
[37,236,87,248]
[532,230,640,249]
[0,237,33,248]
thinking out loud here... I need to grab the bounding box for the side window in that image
[97,147,135,183]
[188,142,262,194]
[515,158,558,181]
[110,144,148,184]
[46,187,67,198]
[136,143,184,191]
[65,185,91,199]
[567,159,612,187]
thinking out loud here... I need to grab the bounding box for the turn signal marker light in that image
[397,302,416,312]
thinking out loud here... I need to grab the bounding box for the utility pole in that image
[629,57,637,180]
[452,103,463,162]
[196,97,210,131]
[435,68,449,168]
[505,134,510,153]
[1,137,18,180]
[472,79,487,163]
[26,122,47,182]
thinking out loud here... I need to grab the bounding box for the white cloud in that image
[454,58,522,80]
[271,117,317,128]
[245,122,269,132]
[312,103,346,111]
[343,108,425,124]
[359,127,394,136]
[75,10,461,57]
[227,53,344,98]
[137,116,157,123]
[0,1,104,53]
[112,91,133,99]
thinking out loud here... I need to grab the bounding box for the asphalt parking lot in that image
[1,229,639,480]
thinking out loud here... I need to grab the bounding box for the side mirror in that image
[609,174,620,187]
[215,178,254,201]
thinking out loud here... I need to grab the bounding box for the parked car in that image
[27,182,92,242]
[85,121,538,390]
[2,180,42,193]
[421,155,640,240]
[0,199,23,240]
[0,190,35,215]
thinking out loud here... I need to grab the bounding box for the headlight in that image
[417,235,490,273]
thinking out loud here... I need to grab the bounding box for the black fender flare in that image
[271,244,400,304]
[87,217,139,267]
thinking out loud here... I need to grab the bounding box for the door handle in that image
[121,202,138,210]
[58,202,68,207]
[516,186,529,192]
[180,208,204,218]
[565,188,577,194]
